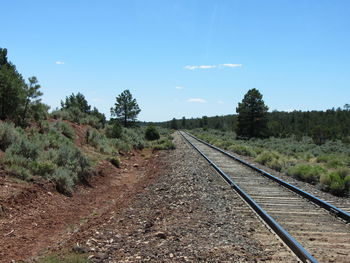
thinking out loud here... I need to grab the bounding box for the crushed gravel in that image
[82,133,296,262]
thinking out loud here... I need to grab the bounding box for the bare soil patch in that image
[0,149,161,263]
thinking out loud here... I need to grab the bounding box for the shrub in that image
[0,122,19,151]
[153,139,175,150]
[85,128,113,153]
[145,125,160,141]
[51,109,70,120]
[108,157,120,168]
[106,122,122,139]
[320,173,331,187]
[287,164,325,184]
[38,120,50,134]
[55,144,91,174]
[30,160,57,176]
[266,158,283,172]
[114,140,132,153]
[8,165,32,180]
[6,139,40,160]
[51,167,76,195]
[255,151,279,165]
[228,144,257,157]
[329,172,346,196]
[54,121,75,139]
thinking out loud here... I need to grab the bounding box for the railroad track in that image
[180,131,350,263]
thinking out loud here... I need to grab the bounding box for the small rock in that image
[133,163,139,167]
[72,245,90,254]
[94,252,107,260]
[154,232,167,239]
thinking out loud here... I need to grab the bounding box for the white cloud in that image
[184,63,242,70]
[184,65,216,70]
[55,61,65,65]
[175,86,184,90]
[187,98,206,103]
[217,100,224,104]
[221,63,242,68]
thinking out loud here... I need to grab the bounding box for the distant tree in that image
[344,104,350,111]
[110,90,141,127]
[21,76,43,124]
[181,117,186,128]
[236,88,269,139]
[170,118,178,130]
[61,92,91,113]
[202,116,208,127]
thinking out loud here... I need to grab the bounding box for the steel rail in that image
[184,131,350,223]
[180,131,317,263]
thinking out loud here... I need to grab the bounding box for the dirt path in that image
[0,150,161,263]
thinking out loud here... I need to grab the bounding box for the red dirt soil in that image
[0,149,162,263]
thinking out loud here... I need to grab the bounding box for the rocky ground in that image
[75,133,295,262]
[1,132,305,262]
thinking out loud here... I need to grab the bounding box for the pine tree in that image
[236,88,269,139]
[110,90,141,127]
[0,48,26,121]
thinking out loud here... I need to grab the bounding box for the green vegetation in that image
[158,107,350,145]
[0,48,49,125]
[110,89,141,127]
[192,128,350,196]
[145,125,160,141]
[37,253,88,263]
[52,92,106,129]
[0,48,175,197]
[0,121,92,195]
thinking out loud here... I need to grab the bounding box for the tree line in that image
[158,88,350,144]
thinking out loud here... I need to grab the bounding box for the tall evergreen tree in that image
[110,90,141,127]
[236,88,269,139]
[0,48,26,121]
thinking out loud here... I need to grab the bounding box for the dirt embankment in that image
[0,148,161,263]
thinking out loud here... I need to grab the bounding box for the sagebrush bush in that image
[287,164,325,184]
[30,160,57,177]
[0,122,19,151]
[153,138,175,150]
[6,139,40,160]
[228,144,257,157]
[255,151,279,165]
[54,121,75,139]
[106,122,122,139]
[145,125,160,141]
[51,167,76,195]
[86,128,113,154]
[8,164,32,180]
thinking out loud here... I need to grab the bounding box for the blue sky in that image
[2,0,350,121]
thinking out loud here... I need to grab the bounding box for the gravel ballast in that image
[83,133,296,262]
